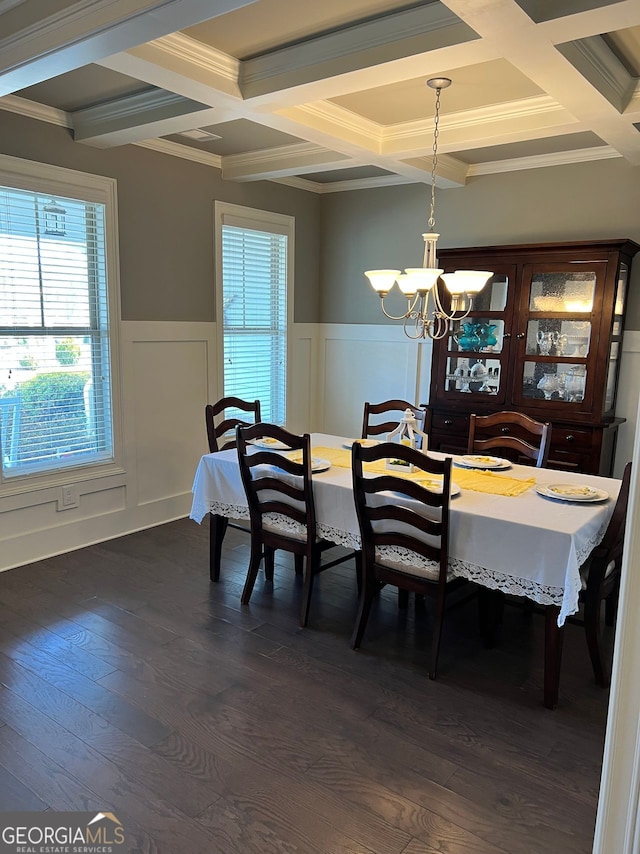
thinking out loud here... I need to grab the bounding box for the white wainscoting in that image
[314,323,434,437]
[0,320,636,572]
[0,320,318,572]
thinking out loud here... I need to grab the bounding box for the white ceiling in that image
[1,0,639,192]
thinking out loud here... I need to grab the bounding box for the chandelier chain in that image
[428,85,442,230]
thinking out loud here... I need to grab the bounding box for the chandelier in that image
[365,78,492,340]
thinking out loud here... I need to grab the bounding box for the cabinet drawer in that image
[550,428,594,452]
[431,412,469,435]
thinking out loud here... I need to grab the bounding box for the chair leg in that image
[584,597,608,688]
[604,592,617,627]
[241,542,263,606]
[398,588,409,609]
[478,588,504,648]
[294,554,304,576]
[351,580,376,649]
[355,551,363,596]
[264,547,275,581]
[428,591,447,680]
[209,514,228,582]
[300,553,317,628]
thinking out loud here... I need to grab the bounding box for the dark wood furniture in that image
[237,423,352,627]
[467,411,551,467]
[579,461,631,687]
[362,400,431,448]
[351,441,465,679]
[205,396,261,453]
[428,239,639,475]
[205,396,261,581]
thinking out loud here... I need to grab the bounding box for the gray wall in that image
[0,110,321,323]
[320,157,640,328]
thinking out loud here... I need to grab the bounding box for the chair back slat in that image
[362,400,431,448]
[350,440,459,679]
[205,396,261,453]
[468,410,551,467]
[237,423,316,544]
[352,441,450,581]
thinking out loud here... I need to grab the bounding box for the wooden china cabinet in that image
[427,239,639,475]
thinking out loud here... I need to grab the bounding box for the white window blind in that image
[221,222,288,424]
[0,185,113,478]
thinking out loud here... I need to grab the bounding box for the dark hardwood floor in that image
[0,519,614,853]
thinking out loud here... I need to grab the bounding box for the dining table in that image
[190,432,621,708]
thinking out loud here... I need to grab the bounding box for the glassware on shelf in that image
[537,372,560,400]
[564,366,586,402]
[454,323,481,351]
[537,330,553,355]
[552,332,568,356]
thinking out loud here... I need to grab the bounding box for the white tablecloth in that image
[190,432,620,625]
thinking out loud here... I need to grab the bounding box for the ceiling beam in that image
[72,89,217,147]
[221,142,352,181]
[0,0,259,96]
[239,3,478,99]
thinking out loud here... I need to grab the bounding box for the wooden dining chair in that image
[351,441,466,679]
[578,461,631,687]
[467,410,551,467]
[205,396,261,581]
[237,423,353,627]
[361,400,431,448]
[205,396,261,454]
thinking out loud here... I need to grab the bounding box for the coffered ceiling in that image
[1,0,639,192]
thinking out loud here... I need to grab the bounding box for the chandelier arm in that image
[379,295,420,322]
[403,313,428,340]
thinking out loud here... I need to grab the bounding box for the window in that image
[0,155,121,481]
[215,203,293,425]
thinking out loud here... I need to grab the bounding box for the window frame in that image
[214,201,294,425]
[0,153,124,493]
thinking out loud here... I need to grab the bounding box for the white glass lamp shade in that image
[403,268,442,293]
[441,270,492,295]
[396,274,416,298]
[365,269,401,294]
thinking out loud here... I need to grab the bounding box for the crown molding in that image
[385,95,569,143]
[557,35,635,112]
[0,94,70,127]
[133,136,222,168]
[221,141,351,181]
[270,175,322,193]
[71,88,216,145]
[290,95,572,157]
[149,32,240,85]
[468,144,620,176]
[0,95,625,190]
[623,80,640,118]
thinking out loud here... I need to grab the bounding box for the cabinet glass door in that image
[441,270,514,404]
[513,264,605,411]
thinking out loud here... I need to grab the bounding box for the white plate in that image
[284,454,332,473]
[536,483,609,503]
[250,437,290,450]
[455,455,511,470]
[342,438,379,449]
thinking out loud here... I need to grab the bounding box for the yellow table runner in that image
[306,446,535,497]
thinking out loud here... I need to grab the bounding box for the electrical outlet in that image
[60,484,79,509]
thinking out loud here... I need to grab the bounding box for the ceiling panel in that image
[184,0,415,59]
[330,60,544,125]
[15,65,152,112]
[169,118,305,155]
[303,166,395,183]
[455,131,606,164]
